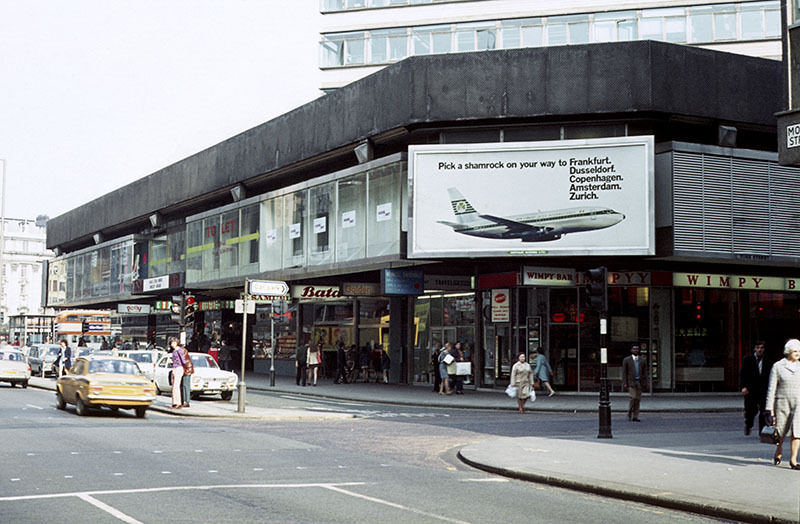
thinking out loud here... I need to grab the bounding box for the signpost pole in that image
[269,300,276,387]
[237,279,248,413]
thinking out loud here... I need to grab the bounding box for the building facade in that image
[318,0,782,91]
[46,40,794,392]
[0,216,53,331]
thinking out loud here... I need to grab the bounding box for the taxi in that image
[56,355,156,418]
[0,348,31,388]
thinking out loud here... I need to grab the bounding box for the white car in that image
[118,349,167,381]
[0,348,32,387]
[154,352,237,400]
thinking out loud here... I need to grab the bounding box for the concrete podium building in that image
[46,39,797,392]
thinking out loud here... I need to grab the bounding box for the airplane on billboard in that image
[437,187,625,242]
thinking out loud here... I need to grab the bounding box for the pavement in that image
[28,372,799,524]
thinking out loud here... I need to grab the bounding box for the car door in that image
[59,359,82,403]
[154,355,170,391]
[29,346,41,373]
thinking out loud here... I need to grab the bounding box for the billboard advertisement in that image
[409,137,654,258]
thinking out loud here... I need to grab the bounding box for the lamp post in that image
[238,280,249,413]
[0,159,6,331]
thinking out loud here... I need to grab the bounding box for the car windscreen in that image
[88,359,141,375]
[190,354,218,368]
[127,353,153,364]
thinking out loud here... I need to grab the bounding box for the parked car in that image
[0,348,31,387]
[28,344,62,377]
[118,349,167,381]
[55,355,156,417]
[154,352,238,400]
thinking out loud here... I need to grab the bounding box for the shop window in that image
[262,198,283,271]
[240,204,259,273]
[202,215,220,282]
[149,236,168,278]
[93,247,111,297]
[337,174,367,262]
[219,210,239,279]
[186,220,204,283]
[366,165,401,257]
[309,183,334,266]
[283,192,307,269]
[168,228,185,275]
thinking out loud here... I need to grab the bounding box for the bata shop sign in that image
[673,272,800,292]
[491,289,510,322]
[292,285,343,301]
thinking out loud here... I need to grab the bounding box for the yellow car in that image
[56,355,156,418]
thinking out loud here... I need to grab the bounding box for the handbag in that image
[182,349,194,375]
[505,384,518,398]
[442,353,455,365]
[760,425,780,445]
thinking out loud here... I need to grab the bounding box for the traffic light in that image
[170,295,184,325]
[184,295,196,326]
[584,267,607,310]
[81,319,89,334]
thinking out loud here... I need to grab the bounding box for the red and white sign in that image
[491,289,510,322]
[117,304,151,315]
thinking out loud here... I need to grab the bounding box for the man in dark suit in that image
[622,344,646,421]
[739,341,771,435]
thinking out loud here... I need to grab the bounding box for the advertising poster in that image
[409,137,654,257]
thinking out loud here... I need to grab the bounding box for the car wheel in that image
[221,391,233,401]
[55,391,66,410]
[190,392,200,401]
[110,406,120,413]
[76,396,88,416]
[21,381,28,389]
[134,406,146,418]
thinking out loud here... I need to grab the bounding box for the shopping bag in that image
[455,362,472,376]
[505,384,518,398]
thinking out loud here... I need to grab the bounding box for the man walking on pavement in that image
[295,344,307,386]
[622,344,646,421]
[739,340,771,435]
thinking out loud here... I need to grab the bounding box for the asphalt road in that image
[1,385,738,523]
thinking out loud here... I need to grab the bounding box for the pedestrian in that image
[180,344,193,408]
[58,339,72,376]
[438,342,454,395]
[306,344,321,386]
[168,337,186,409]
[335,340,348,384]
[740,340,772,435]
[452,342,465,394]
[380,346,390,384]
[431,345,442,393]
[622,344,646,421]
[359,344,371,382]
[219,339,233,372]
[510,352,534,413]
[531,348,555,397]
[295,344,307,386]
[765,338,800,469]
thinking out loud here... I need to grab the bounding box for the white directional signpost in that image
[237,278,289,413]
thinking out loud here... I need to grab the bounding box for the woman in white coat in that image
[765,338,800,469]
[510,352,534,413]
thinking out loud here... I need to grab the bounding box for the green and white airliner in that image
[437,187,625,242]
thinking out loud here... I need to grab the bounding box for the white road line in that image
[77,493,144,524]
[459,478,509,483]
[0,482,367,502]
[25,404,43,410]
[323,485,474,524]
[279,394,366,406]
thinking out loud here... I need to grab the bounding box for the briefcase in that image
[760,426,780,444]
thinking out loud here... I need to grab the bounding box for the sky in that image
[0,1,322,221]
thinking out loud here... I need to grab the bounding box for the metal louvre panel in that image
[701,155,733,252]
[731,158,770,254]
[673,152,705,251]
[768,164,800,256]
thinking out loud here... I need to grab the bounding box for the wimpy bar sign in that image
[674,272,800,292]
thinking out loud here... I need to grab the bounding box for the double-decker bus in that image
[54,310,113,347]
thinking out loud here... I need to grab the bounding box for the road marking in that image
[459,478,508,482]
[252,468,263,471]
[161,471,171,474]
[26,453,35,456]
[208,470,218,473]
[77,493,143,524]
[279,394,366,406]
[323,485,474,524]
[64,476,73,479]
[25,404,43,410]
[10,478,20,482]
[0,482,367,501]
[113,473,124,476]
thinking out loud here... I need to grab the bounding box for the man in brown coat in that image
[622,344,647,421]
